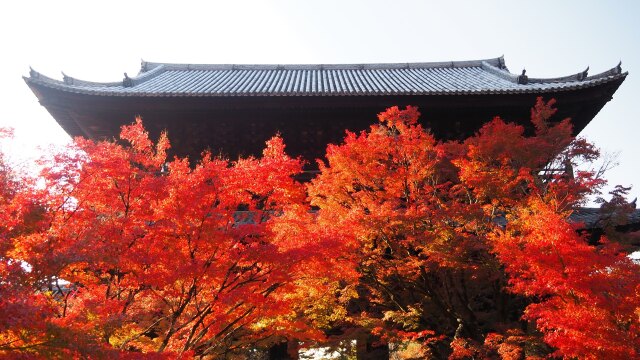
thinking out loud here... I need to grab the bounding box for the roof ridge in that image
[481,61,518,83]
[522,62,624,84]
[61,72,122,87]
[528,67,590,84]
[26,65,169,88]
[586,61,626,80]
[481,61,625,85]
[25,68,64,85]
[140,57,505,72]
[129,65,166,86]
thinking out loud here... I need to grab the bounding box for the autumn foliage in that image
[1,121,351,358]
[1,99,639,359]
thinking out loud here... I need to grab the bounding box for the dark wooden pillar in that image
[268,340,299,360]
[356,333,389,360]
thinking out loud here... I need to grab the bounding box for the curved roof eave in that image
[23,57,627,98]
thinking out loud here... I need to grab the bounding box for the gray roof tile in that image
[24,57,627,97]
[570,208,640,229]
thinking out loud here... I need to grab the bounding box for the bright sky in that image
[1,0,639,202]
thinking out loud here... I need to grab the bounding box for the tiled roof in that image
[230,209,640,228]
[24,57,627,97]
[570,208,640,229]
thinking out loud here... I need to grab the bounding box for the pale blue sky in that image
[1,0,638,202]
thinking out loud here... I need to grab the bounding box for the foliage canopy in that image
[1,99,638,359]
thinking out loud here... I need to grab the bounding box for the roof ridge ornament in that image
[517,69,528,85]
[616,61,622,74]
[123,73,133,87]
[29,67,39,79]
[498,56,506,69]
[62,72,73,85]
[577,67,589,81]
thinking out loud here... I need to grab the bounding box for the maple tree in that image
[0,129,60,357]
[306,100,640,359]
[1,98,638,359]
[2,120,350,358]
